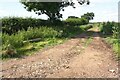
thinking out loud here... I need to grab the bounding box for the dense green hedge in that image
[2,17,45,34]
[100,22,119,37]
[64,17,89,26]
[1,17,63,34]
[1,17,89,34]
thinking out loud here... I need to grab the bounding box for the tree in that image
[81,12,94,21]
[20,0,90,22]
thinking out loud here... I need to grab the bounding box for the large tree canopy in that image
[20,0,90,21]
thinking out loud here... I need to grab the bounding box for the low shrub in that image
[100,22,116,35]
[80,24,93,31]
[64,17,89,26]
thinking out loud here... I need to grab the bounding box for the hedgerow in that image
[64,17,89,26]
[1,17,48,34]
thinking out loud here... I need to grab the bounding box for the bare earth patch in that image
[2,27,118,78]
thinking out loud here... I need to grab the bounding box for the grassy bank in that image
[99,22,120,60]
[104,37,120,59]
[1,24,92,59]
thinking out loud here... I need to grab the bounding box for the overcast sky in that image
[0,0,119,22]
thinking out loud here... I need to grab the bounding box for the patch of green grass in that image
[34,38,67,49]
[25,38,66,54]
[118,44,120,59]
[84,37,93,48]
[105,37,120,60]
[80,24,93,31]
[1,38,67,60]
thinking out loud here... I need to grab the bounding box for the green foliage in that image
[2,24,90,59]
[2,17,47,34]
[1,26,61,59]
[105,37,120,59]
[61,26,82,37]
[65,17,89,26]
[100,22,117,35]
[1,16,90,35]
[80,24,93,31]
[2,26,61,50]
[100,22,120,59]
[1,17,65,34]
[81,12,94,21]
[2,33,24,50]
[20,1,90,21]
[112,23,119,39]
[22,27,60,40]
[84,37,93,47]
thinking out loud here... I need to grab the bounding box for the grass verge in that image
[104,37,120,60]
[1,24,92,59]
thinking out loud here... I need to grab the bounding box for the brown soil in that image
[2,27,118,78]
